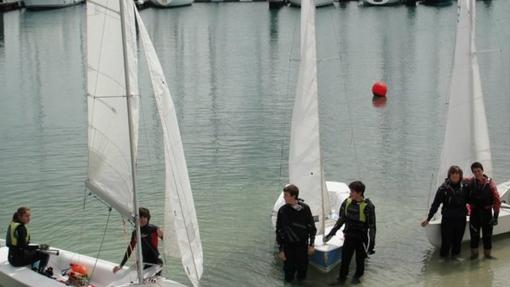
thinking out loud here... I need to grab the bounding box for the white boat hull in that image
[363,0,401,6]
[150,0,192,8]
[289,0,334,7]
[0,241,185,287]
[23,0,83,10]
[425,180,510,248]
[272,181,350,272]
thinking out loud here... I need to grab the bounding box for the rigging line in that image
[90,207,112,279]
[327,4,362,179]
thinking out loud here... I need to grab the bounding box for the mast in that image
[119,0,144,282]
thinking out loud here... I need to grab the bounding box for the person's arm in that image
[305,205,317,246]
[326,200,347,238]
[120,232,137,267]
[489,179,501,221]
[157,228,164,240]
[275,209,285,252]
[367,202,376,254]
[426,187,444,222]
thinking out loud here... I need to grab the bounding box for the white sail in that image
[135,10,203,287]
[86,0,140,219]
[289,0,330,234]
[437,0,492,185]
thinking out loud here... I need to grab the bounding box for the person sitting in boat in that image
[467,161,501,260]
[275,184,316,283]
[324,180,376,286]
[421,165,468,260]
[113,207,164,273]
[5,207,50,274]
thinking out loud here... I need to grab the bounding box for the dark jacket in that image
[467,175,501,216]
[427,179,469,221]
[329,198,376,252]
[275,200,317,251]
[121,223,161,267]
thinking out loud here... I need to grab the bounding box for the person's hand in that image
[39,244,49,250]
[489,218,498,226]
[307,246,315,256]
[323,233,333,243]
[113,266,122,273]
[278,251,287,261]
[421,219,429,227]
[368,249,375,255]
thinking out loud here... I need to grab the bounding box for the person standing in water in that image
[275,184,316,283]
[422,165,469,260]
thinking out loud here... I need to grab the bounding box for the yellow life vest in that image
[6,221,30,247]
[345,198,367,223]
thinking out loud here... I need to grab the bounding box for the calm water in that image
[1,2,510,286]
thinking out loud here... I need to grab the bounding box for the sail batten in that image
[289,0,330,234]
[135,10,203,287]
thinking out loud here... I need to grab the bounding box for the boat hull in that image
[425,180,510,248]
[23,0,83,10]
[0,240,185,287]
[289,0,334,7]
[363,0,401,6]
[150,0,193,8]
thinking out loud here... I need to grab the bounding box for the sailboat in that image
[362,0,401,6]
[425,0,510,248]
[271,0,350,273]
[149,0,193,8]
[0,0,203,286]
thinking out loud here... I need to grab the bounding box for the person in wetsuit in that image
[325,181,376,286]
[467,161,501,259]
[422,165,468,260]
[113,207,164,273]
[6,207,50,273]
[275,184,317,283]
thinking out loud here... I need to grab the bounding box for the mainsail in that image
[288,0,330,234]
[86,0,140,219]
[135,10,203,287]
[437,0,492,186]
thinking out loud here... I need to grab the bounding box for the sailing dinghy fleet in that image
[1,0,510,285]
[0,0,202,286]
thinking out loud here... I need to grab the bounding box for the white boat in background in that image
[0,0,203,286]
[271,0,349,273]
[150,0,193,8]
[23,0,83,10]
[289,0,334,8]
[425,0,510,248]
[362,0,401,6]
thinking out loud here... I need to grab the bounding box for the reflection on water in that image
[1,2,510,287]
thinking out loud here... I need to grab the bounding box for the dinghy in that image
[289,0,334,8]
[23,0,83,10]
[271,0,350,273]
[425,0,510,248]
[0,0,203,286]
[149,0,193,8]
[362,0,401,6]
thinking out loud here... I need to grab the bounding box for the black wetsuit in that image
[427,179,468,257]
[120,224,162,269]
[6,222,49,272]
[468,176,500,250]
[276,200,316,282]
[328,198,376,281]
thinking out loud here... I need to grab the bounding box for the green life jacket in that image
[345,198,367,223]
[5,221,30,248]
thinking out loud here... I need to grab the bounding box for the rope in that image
[90,207,112,279]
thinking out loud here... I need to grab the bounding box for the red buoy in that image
[372,81,387,97]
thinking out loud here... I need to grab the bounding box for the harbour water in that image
[1,2,510,286]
